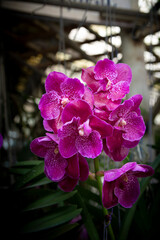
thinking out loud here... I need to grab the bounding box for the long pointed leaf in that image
[23,190,77,211]
[15,160,43,167]
[14,162,44,189]
[44,223,79,240]
[21,206,82,233]
[75,192,100,240]
[24,176,52,189]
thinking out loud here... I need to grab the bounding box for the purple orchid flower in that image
[58,153,89,192]
[81,58,132,111]
[42,86,94,134]
[58,99,113,159]
[0,134,3,148]
[109,94,145,142]
[103,95,145,161]
[39,71,85,121]
[30,133,67,182]
[102,162,154,209]
[30,133,89,191]
[82,58,132,96]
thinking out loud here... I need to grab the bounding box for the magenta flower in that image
[58,154,89,192]
[103,130,130,162]
[58,99,113,159]
[82,58,132,95]
[102,162,154,209]
[30,133,67,182]
[39,71,85,120]
[30,133,89,191]
[103,95,145,161]
[81,58,132,111]
[108,95,145,142]
[0,134,3,148]
[43,86,94,134]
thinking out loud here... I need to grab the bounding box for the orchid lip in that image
[106,80,112,89]
[122,173,128,182]
[54,147,59,154]
[117,119,127,127]
[78,128,85,136]
[61,97,69,106]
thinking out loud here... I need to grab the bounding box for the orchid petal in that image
[30,136,56,158]
[79,154,89,181]
[131,164,154,177]
[109,99,134,121]
[62,100,92,124]
[123,112,146,141]
[94,92,121,111]
[45,71,67,94]
[104,129,129,162]
[44,149,68,181]
[114,175,140,208]
[89,115,113,138]
[107,82,130,101]
[76,131,102,158]
[61,77,84,99]
[81,67,100,92]
[102,180,118,209]
[94,58,117,81]
[67,154,80,179]
[38,91,60,120]
[113,63,132,84]
[58,176,78,192]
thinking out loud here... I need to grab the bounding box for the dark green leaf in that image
[24,176,52,188]
[21,206,82,233]
[14,162,44,189]
[77,186,100,204]
[42,223,79,240]
[10,168,31,175]
[15,160,43,167]
[23,190,77,211]
[75,192,100,240]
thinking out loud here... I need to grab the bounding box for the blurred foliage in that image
[0,152,160,240]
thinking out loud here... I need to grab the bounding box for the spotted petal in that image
[94,58,117,81]
[61,77,84,99]
[114,175,140,208]
[38,91,60,120]
[45,71,67,94]
[81,67,100,92]
[113,63,132,85]
[76,131,102,158]
[122,112,146,141]
[44,149,68,182]
[104,129,129,162]
[30,136,56,158]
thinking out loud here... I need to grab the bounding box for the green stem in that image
[94,157,115,240]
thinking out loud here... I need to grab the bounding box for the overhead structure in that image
[0,0,160,126]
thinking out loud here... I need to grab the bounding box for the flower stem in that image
[94,157,115,240]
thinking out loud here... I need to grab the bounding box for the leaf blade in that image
[23,190,77,211]
[14,162,44,189]
[21,206,82,233]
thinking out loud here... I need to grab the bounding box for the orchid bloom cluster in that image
[30,58,154,209]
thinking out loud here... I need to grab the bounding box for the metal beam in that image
[2,0,160,30]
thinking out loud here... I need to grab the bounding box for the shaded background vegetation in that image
[0,0,160,239]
